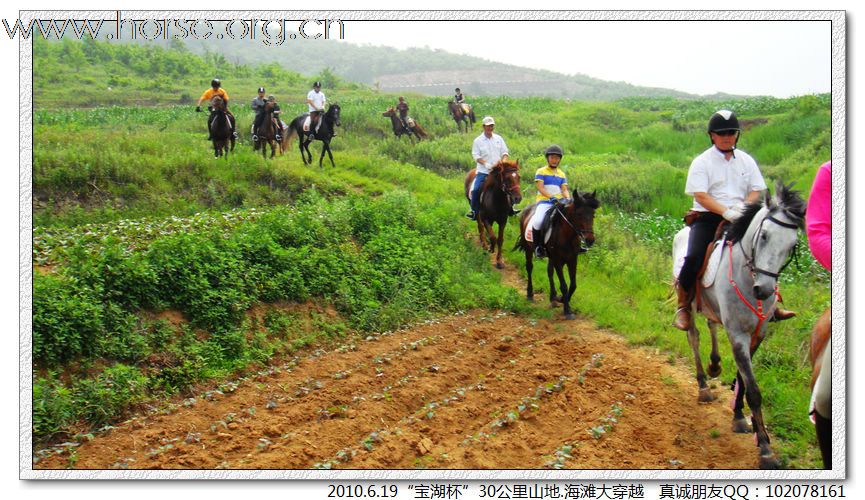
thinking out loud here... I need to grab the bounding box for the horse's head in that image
[739,180,806,299]
[493,160,523,206]
[382,107,396,117]
[562,191,600,248]
[327,103,341,127]
[210,95,225,111]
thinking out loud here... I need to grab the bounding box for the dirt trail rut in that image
[35,297,759,470]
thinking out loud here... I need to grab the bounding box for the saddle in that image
[695,221,730,323]
[523,202,559,246]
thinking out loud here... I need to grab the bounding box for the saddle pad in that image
[671,226,690,279]
[406,117,416,127]
[523,223,553,244]
[701,238,725,288]
[303,116,311,132]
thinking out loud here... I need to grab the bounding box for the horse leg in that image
[707,320,722,378]
[270,140,276,159]
[686,323,716,402]
[729,340,781,469]
[547,260,560,306]
[326,141,335,168]
[525,249,535,301]
[731,371,750,433]
[483,220,495,254]
[560,257,577,320]
[815,412,832,469]
[476,219,487,251]
[494,221,506,269]
[556,261,575,319]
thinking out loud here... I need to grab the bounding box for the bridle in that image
[552,200,595,242]
[739,208,801,280]
[494,164,522,207]
[729,207,801,349]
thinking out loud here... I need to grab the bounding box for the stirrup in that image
[276,134,282,141]
[509,208,521,216]
[252,134,259,142]
[534,246,546,259]
[465,211,477,221]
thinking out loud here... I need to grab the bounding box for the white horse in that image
[671,180,806,469]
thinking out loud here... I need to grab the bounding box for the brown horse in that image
[515,193,599,319]
[254,101,279,159]
[464,160,522,269]
[209,96,234,159]
[448,100,475,133]
[810,308,831,469]
[382,107,427,141]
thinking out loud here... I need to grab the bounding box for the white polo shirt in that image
[471,132,509,175]
[685,146,767,211]
[307,89,326,112]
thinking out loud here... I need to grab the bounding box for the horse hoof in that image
[527,296,534,302]
[732,418,751,433]
[697,388,716,403]
[707,364,722,378]
[495,262,505,270]
[564,313,576,320]
[759,455,782,470]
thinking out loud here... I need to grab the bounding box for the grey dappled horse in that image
[672,180,806,469]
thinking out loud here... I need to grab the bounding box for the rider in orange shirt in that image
[196,79,237,140]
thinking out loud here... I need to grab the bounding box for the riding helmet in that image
[211,78,221,88]
[313,81,322,88]
[455,87,461,92]
[545,144,564,158]
[258,87,265,93]
[707,110,740,133]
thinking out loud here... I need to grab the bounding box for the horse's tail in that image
[415,124,428,138]
[285,125,298,151]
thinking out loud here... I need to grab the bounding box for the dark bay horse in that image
[671,181,806,469]
[254,101,279,159]
[209,96,234,159]
[464,160,522,269]
[286,104,341,168]
[515,193,599,319]
[448,100,475,133]
[382,107,427,141]
[810,308,831,469]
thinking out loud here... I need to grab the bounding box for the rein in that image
[729,210,799,350]
[552,203,592,238]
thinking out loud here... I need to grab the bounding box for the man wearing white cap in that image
[467,116,519,220]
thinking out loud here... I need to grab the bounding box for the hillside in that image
[183,38,699,100]
[30,39,831,469]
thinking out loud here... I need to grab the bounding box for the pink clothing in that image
[806,161,832,271]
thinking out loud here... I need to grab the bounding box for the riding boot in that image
[672,283,694,331]
[770,304,797,322]
[533,229,546,259]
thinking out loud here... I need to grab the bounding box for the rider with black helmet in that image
[672,110,794,330]
[196,78,237,140]
[305,81,327,138]
[528,144,572,258]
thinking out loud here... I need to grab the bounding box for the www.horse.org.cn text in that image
[2,12,345,45]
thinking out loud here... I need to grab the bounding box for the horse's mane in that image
[481,160,520,190]
[726,182,807,243]
[776,182,807,226]
[575,191,600,210]
[726,201,765,243]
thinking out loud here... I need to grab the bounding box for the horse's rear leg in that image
[815,411,832,469]
[687,323,716,402]
[729,341,781,469]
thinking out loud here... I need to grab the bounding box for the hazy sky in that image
[339,19,831,97]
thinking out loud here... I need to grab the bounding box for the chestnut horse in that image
[515,193,599,319]
[464,160,522,269]
[810,308,831,469]
[382,107,427,141]
[448,100,475,133]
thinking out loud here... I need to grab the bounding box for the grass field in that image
[31,39,832,468]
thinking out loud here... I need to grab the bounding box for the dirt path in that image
[34,247,760,470]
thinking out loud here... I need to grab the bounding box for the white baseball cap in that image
[482,116,495,126]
